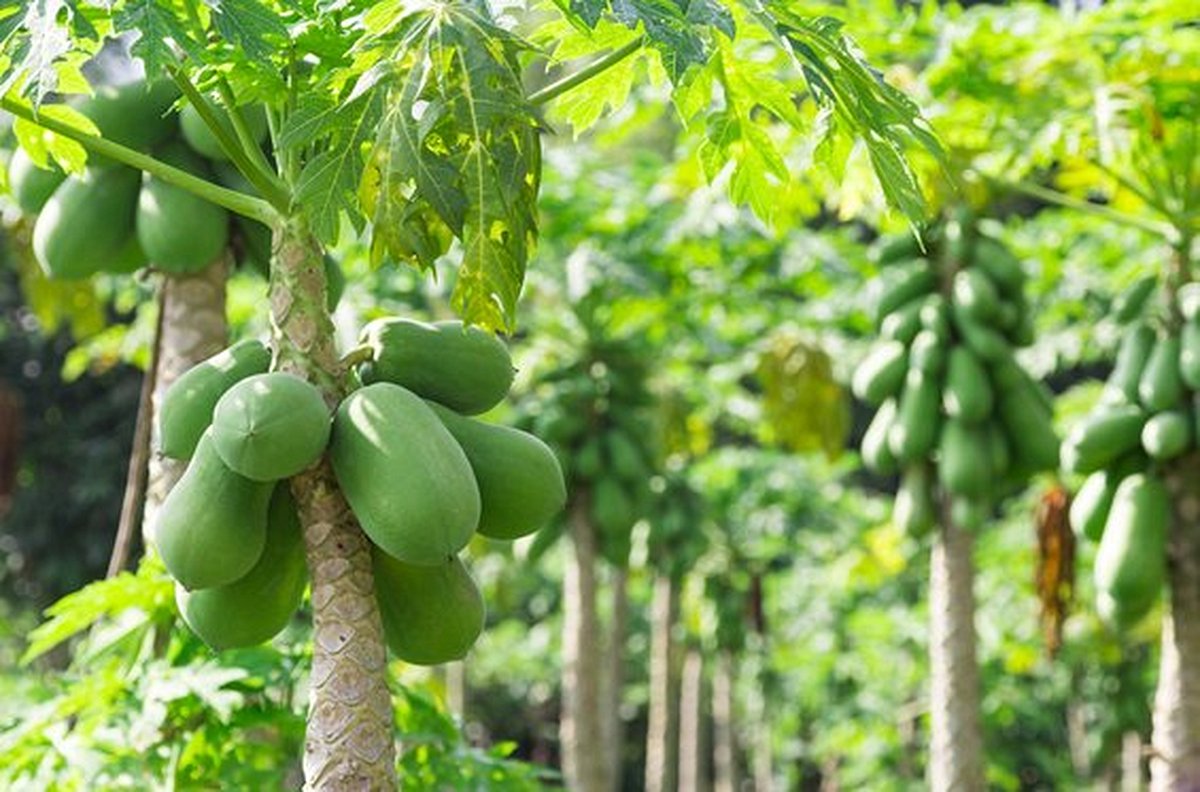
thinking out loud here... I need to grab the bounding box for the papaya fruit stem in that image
[339,344,375,368]
[528,36,645,107]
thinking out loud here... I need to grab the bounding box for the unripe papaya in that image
[873,264,937,327]
[1179,283,1200,322]
[359,318,513,415]
[888,368,940,465]
[943,347,993,424]
[1112,275,1157,324]
[952,306,1011,363]
[428,402,566,540]
[330,383,480,565]
[894,463,935,537]
[996,383,1059,473]
[861,399,899,475]
[939,420,991,499]
[158,339,272,459]
[1141,409,1191,461]
[1138,334,1184,412]
[7,147,65,213]
[136,143,229,273]
[155,431,272,590]
[1097,590,1154,632]
[876,234,923,266]
[210,372,331,481]
[1094,473,1167,617]
[972,236,1026,297]
[919,296,950,338]
[592,476,635,538]
[950,497,989,532]
[176,485,307,649]
[880,301,924,344]
[1180,321,1200,390]
[373,550,485,666]
[33,166,141,279]
[1061,404,1145,474]
[180,102,269,161]
[952,269,1000,323]
[985,421,1011,477]
[1071,470,1118,543]
[75,79,180,158]
[909,330,945,376]
[852,341,907,406]
[605,431,646,482]
[1103,323,1154,404]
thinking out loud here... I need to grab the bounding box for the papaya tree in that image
[0,0,939,784]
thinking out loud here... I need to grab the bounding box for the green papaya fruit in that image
[180,102,269,161]
[939,419,991,499]
[950,497,990,532]
[210,372,331,481]
[919,296,950,338]
[428,402,566,540]
[1061,404,1146,474]
[993,302,1019,332]
[888,368,941,465]
[7,147,64,213]
[324,255,345,310]
[874,265,937,327]
[861,399,899,475]
[880,301,925,344]
[952,305,1011,363]
[176,485,307,649]
[894,464,935,537]
[1138,334,1184,413]
[75,80,180,158]
[1094,473,1167,617]
[158,339,272,460]
[972,236,1026,297]
[592,476,635,537]
[1141,409,1191,461]
[996,384,1060,473]
[1097,590,1155,632]
[1112,275,1157,323]
[985,421,1011,477]
[136,143,229,273]
[155,431,272,590]
[1179,283,1200,322]
[605,431,646,482]
[1070,470,1119,543]
[104,234,148,276]
[876,234,923,266]
[359,318,513,415]
[575,438,603,479]
[373,550,485,665]
[1103,323,1155,404]
[852,341,907,406]
[943,347,993,424]
[330,383,480,565]
[1180,321,1200,390]
[952,269,1000,323]
[909,330,945,376]
[32,167,141,279]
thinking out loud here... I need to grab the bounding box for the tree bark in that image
[602,565,629,792]
[678,647,705,792]
[143,258,230,541]
[645,573,681,792]
[562,496,607,792]
[929,518,985,792]
[446,661,468,720]
[270,222,397,791]
[713,649,738,792]
[1151,466,1200,791]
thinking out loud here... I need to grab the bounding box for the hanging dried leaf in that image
[1035,484,1075,658]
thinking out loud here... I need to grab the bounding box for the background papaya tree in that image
[0,0,940,784]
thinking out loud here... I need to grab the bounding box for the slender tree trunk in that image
[602,566,629,792]
[446,661,468,720]
[271,222,396,790]
[929,518,985,792]
[645,573,681,792]
[143,259,230,540]
[713,649,738,792]
[1151,465,1200,790]
[1122,730,1143,792]
[678,647,705,792]
[751,669,773,792]
[562,495,606,792]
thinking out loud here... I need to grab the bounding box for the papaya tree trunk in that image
[270,221,397,791]
[713,649,738,792]
[562,495,607,792]
[645,573,681,792]
[929,517,985,791]
[602,565,629,792]
[446,660,468,719]
[677,646,705,792]
[143,258,230,540]
[1151,464,1200,790]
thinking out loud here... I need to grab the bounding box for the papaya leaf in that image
[115,0,198,78]
[358,2,541,331]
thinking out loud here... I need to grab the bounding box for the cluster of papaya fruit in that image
[157,318,566,664]
[1064,275,1197,629]
[7,79,268,279]
[524,337,656,565]
[855,220,1058,534]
